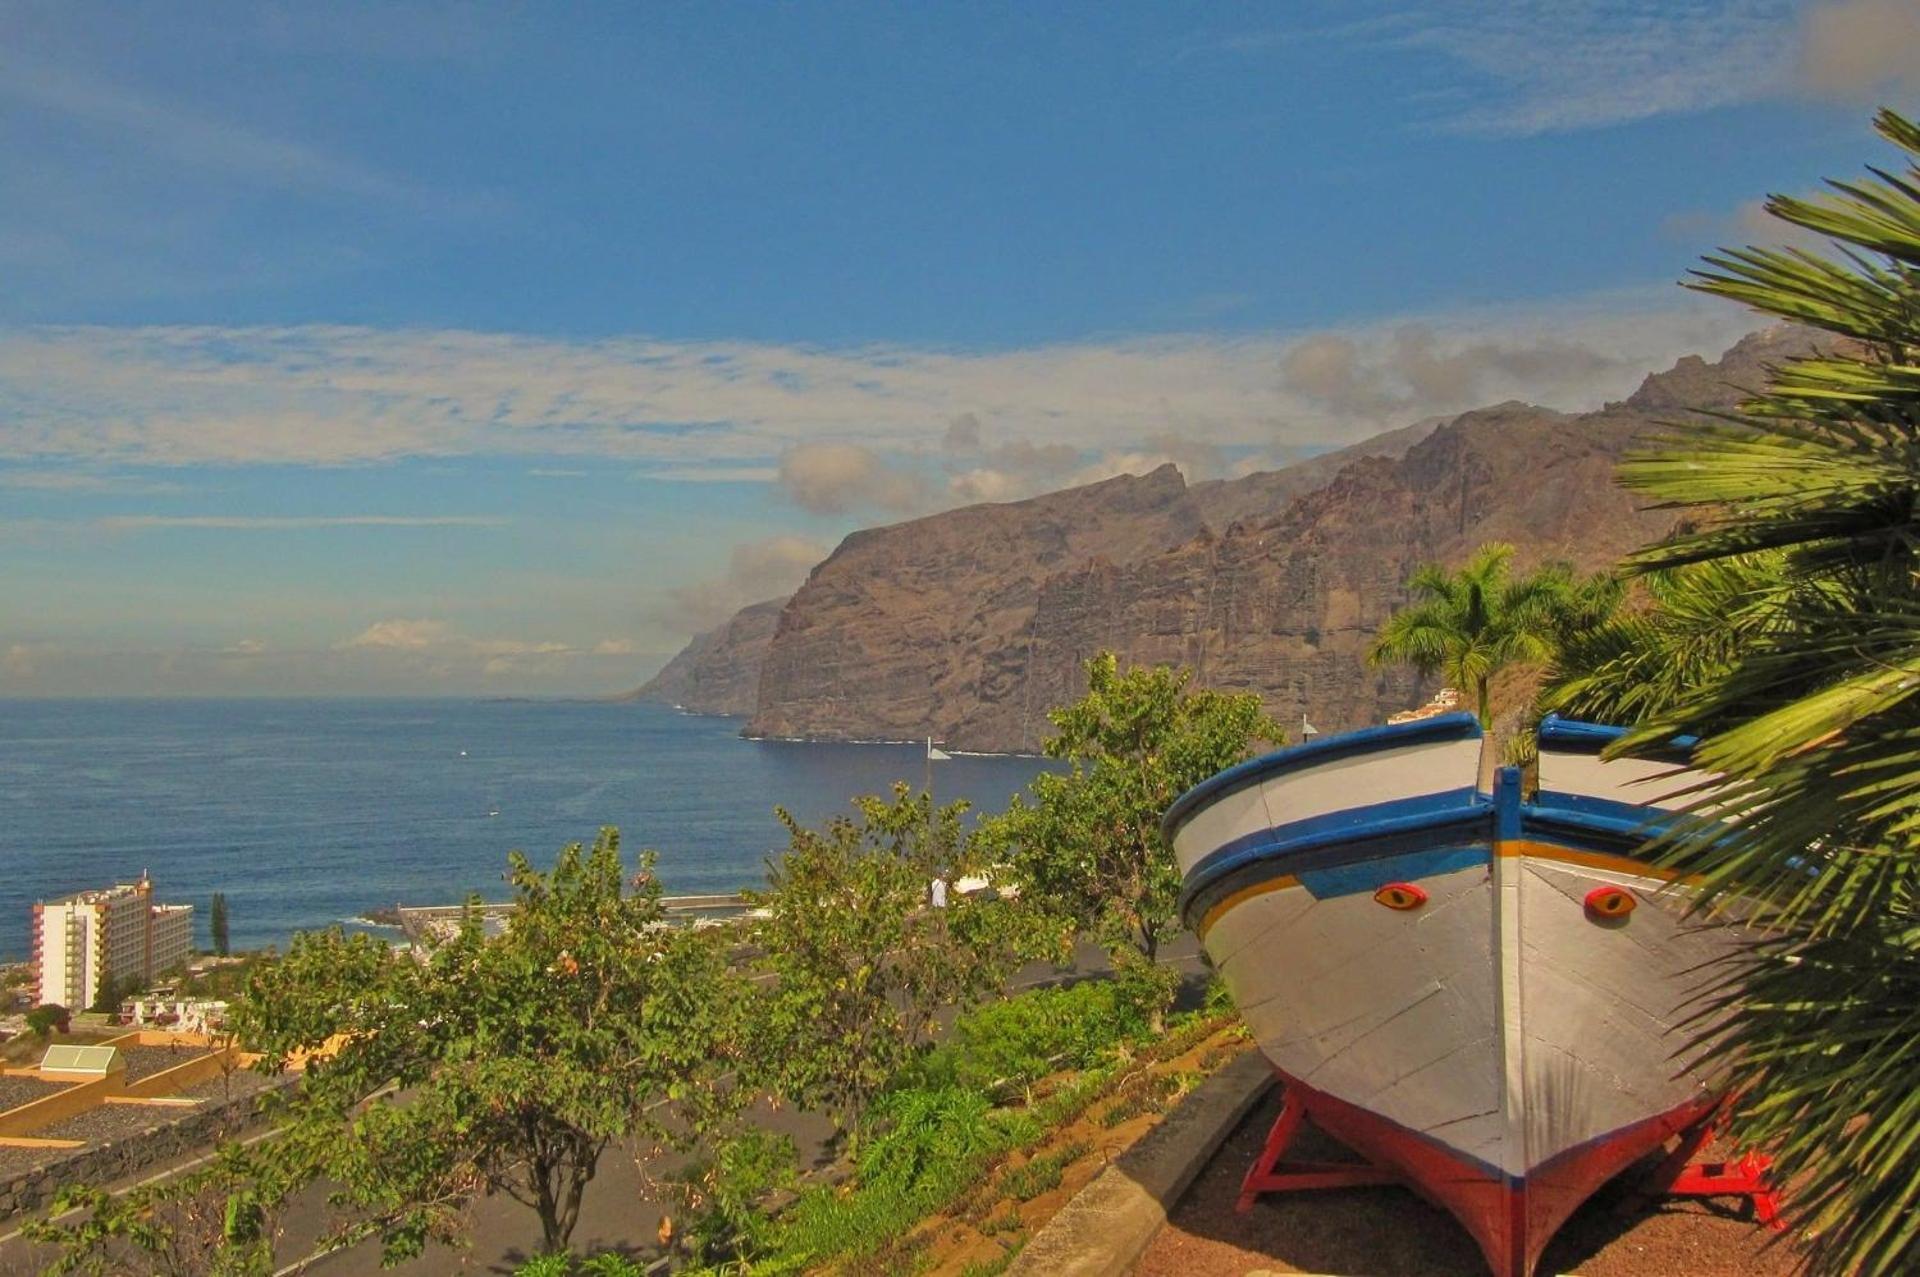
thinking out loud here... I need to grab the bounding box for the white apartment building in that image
[31,876,196,1010]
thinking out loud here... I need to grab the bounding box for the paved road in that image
[0,937,1204,1277]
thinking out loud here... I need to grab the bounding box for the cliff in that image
[736,326,1820,750]
[620,597,786,716]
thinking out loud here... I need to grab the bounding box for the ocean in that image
[0,699,1053,962]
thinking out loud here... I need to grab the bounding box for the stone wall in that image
[0,1073,298,1223]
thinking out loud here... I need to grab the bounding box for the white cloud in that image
[0,57,436,209]
[0,292,1762,480]
[661,534,827,632]
[94,515,507,531]
[777,442,928,516]
[1194,3,1809,136]
[1797,0,1920,100]
[333,617,585,679]
[1398,2,1799,136]
[0,470,185,494]
[337,619,453,652]
[632,464,781,483]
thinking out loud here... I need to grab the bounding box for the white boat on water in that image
[1165,712,1771,1277]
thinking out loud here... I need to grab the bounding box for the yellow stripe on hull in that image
[1195,874,1299,942]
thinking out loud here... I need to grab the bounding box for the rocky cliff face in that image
[714,327,1818,750]
[621,597,785,716]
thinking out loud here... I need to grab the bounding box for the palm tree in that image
[1578,109,1920,1276]
[1367,542,1606,727]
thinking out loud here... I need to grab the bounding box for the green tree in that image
[747,784,1021,1144]
[1367,542,1608,728]
[210,892,230,957]
[231,829,741,1261]
[25,1137,306,1277]
[26,1003,68,1040]
[980,653,1280,1008]
[1567,110,1920,1275]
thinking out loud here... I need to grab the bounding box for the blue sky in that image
[1,1,1915,695]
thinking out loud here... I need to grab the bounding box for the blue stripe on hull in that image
[1178,787,1488,920]
[1296,844,1490,899]
[1162,711,1482,843]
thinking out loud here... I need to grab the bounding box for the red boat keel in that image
[1237,1076,1789,1277]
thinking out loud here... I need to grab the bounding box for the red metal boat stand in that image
[1641,1103,1785,1230]
[1235,1082,1400,1212]
[1237,1083,1785,1230]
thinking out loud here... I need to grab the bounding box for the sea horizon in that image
[0,698,1050,964]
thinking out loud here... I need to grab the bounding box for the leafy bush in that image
[906,980,1151,1095]
[857,1086,994,1194]
[25,1003,67,1039]
[672,1126,797,1264]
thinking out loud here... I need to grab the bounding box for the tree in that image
[1568,111,1920,1275]
[980,653,1280,1010]
[26,1003,68,1040]
[747,784,1021,1144]
[230,829,739,1260]
[25,1137,306,1277]
[210,892,230,957]
[1367,542,1609,728]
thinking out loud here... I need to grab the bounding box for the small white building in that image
[119,996,228,1035]
[31,875,196,1009]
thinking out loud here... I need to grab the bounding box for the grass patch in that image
[958,1242,1024,1277]
[998,1141,1092,1202]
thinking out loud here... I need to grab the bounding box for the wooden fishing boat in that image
[1165,712,1772,1277]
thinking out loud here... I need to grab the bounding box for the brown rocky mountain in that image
[620,597,786,715]
[641,326,1818,749]
[625,417,1442,719]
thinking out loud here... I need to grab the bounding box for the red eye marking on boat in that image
[1584,886,1636,918]
[1374,883,1427,911]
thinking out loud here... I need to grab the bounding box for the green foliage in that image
[210,892,230,958]
[1576,110,1920,1276]
[227,829,745,1262]
[747,783,1022,1139]
[980,652,1280,974]
[90,972,144,1015]
[25,1003,68,1039]
[512,1254,646,1277]
[1368,542,1616,727]
[24,1138,304,1276]
[857,1086,995,1193]
[904,978,1151,1096]
[669,1126,798,1265]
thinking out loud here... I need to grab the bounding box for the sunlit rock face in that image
[668,327,1822,752]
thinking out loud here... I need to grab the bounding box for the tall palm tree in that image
[1577,109,1920,1276]
[1367,542,1604,727]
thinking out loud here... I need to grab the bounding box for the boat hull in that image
[1168,715,1750,1276]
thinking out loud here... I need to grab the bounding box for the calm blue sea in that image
[0,699,1052,962]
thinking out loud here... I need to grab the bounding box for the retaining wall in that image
[0,1073,296,1224]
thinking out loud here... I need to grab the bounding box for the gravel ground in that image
[176,1069,276,1104]
[117,1044,210,1083]
[1133,1088,1804,1277]
[0,1075,70,1111]
[35,1103,175,1148]
[0,1142,69,1176]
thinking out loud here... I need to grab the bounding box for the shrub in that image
[906,980,1151,1095]
[858,1086,993,1195]
[25,1003,68,1039]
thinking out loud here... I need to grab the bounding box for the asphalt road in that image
[0,936,1204,1277]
